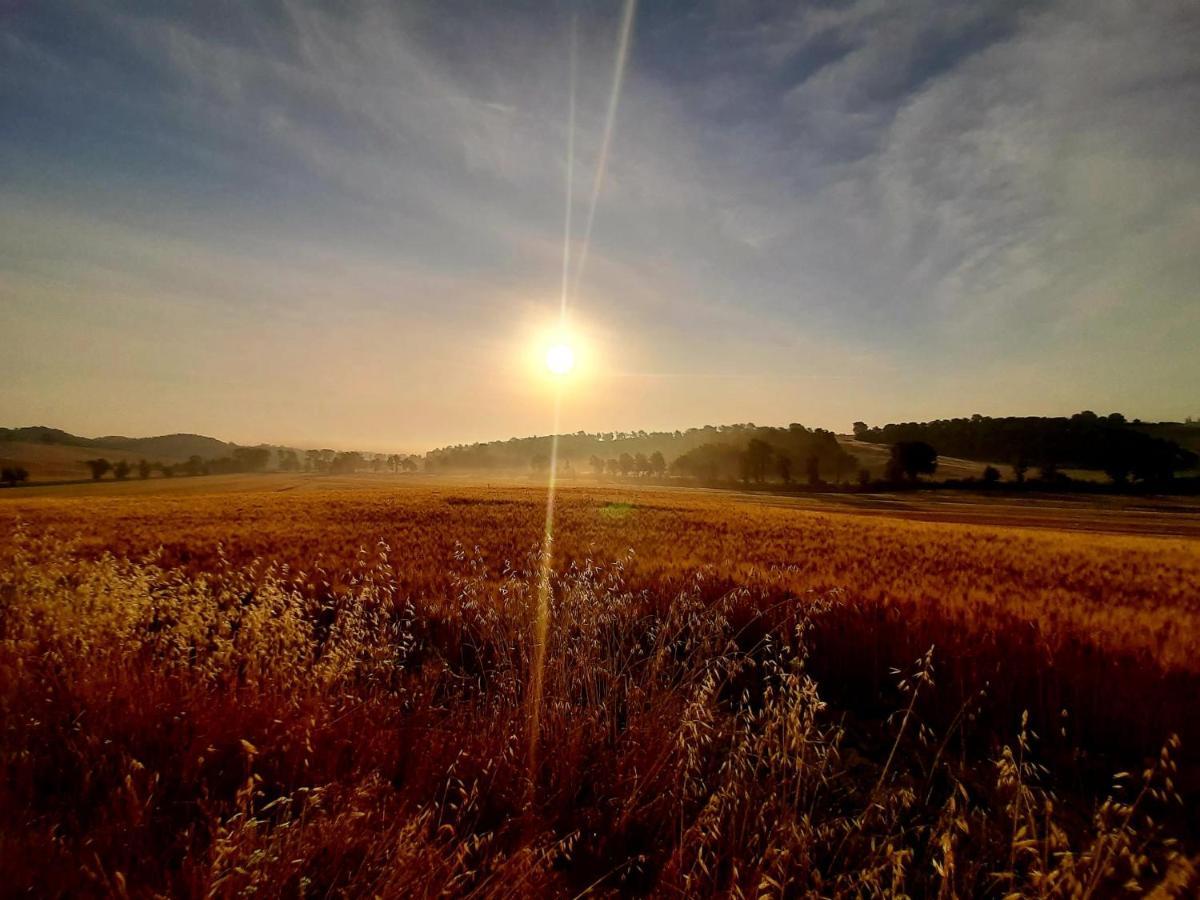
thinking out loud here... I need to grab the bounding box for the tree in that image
[137,459,153,480]
[233,446,271,472]
[858,467,871,487]
[745,439,773,484]
[889,441,938,481]
[113,460,131,481]
[1013,458,1029,484]
[982,465,1001,486]
[159,463,176,478]
[619,452,634,476]
[589,454,605,476]
[1,466,27,486]
[852,421,869,440]
[1104,458,1130,485]
[777,455,792,485]
[86,458,112,481]
[606,458,619,476]
[805,454,821,486]
[531,454,549,473]
[634,452,649,476]
[183,455,205,477]
[649,450,666,478]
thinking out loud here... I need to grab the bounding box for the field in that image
[2,475,1198,896]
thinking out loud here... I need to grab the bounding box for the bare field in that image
[3,476,1199,894]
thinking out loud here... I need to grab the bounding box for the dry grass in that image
[1,483,1198,896]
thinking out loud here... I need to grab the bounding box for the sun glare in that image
[545,343,576,376]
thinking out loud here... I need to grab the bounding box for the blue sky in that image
[2,0,1198,450]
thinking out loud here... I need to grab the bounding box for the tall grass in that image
[0,530,1192,897]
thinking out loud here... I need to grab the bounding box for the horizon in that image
[3,1,1199,449]
[4,403,1194,458]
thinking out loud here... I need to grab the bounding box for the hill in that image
[0,426,239,482]
[0,426,237,461]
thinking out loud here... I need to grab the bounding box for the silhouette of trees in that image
[137,459,153,480]
[85,458,112,481]
[777,455,792,485]
[606,458,619,476]
[113,460,131,481]
[531,454,549,474]
[1038,461,1060,482]
[744,439,773,484]
[183,455,205,477]
[1013,458,1029,484]
[856,412,1196,482]
[1,466,29,486]
[278,450,301,472]
[805,454,821,486]
[619,452,633,476]
[982,465,1001,486]
[634,452,649,476]
[233,447,271,472]
[649,451,666,478]
[888,441,938,482]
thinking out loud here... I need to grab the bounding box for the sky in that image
[1,0,1198,451]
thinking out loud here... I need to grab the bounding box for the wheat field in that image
[1,481,1197,896]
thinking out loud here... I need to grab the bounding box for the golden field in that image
[2,476,1198,896]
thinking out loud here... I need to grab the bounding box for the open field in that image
[2,476,1198,895]
[7,470,1200,536]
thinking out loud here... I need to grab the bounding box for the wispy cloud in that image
[1,0,1197,445]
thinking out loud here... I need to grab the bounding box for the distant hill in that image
[91,433,237,459]
[0,426,244,482]
[0,426,237,461]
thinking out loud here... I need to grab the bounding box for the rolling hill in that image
[0,427,239,482]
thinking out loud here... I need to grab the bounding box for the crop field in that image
[2,478,1199,896]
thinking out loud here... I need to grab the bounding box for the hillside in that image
[0,427,239,482]
[0,441,158,483]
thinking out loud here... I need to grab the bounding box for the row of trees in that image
[587,451,668,478]
[80,447,423,481]
[1,466,29,486]
[667,427,858,486]
[425,423,854,474]
[84,457,204,480]
[854,412,1197,483]
[300,449,420,474]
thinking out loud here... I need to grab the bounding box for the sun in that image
[545,342,576,376]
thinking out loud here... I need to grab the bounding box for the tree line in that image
[853,411,1197,483]
[81,447,422,481]
[1,466,30,486]
[425,423,857,479]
